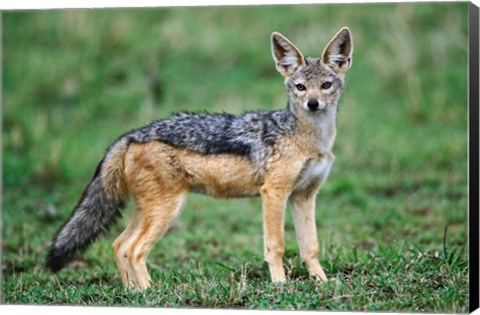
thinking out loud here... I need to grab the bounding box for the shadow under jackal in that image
[47,27,353,290]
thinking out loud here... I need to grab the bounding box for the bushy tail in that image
[46,137,130,272]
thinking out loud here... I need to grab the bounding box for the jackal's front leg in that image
[290,191,327,282]
[261,185,289,283]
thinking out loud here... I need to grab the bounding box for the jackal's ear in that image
[321,27,353,73]
[271,32,305,78]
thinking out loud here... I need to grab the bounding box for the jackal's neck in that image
[290,105,337,155]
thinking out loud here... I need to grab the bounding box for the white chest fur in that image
[294,153,334,192]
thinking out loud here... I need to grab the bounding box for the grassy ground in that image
[2,3,469,312]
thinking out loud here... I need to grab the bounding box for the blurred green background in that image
[2,3,469,311]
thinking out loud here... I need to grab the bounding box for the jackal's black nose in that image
[307,99,319,110]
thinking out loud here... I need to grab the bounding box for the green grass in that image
[2,3,469,312]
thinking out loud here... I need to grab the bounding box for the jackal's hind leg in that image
[113,207,142,288]
[114,191,188,290]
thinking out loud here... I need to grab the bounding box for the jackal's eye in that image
[295,83,306,91]
[321,81,332,89]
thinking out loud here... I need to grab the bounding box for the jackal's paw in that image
[305,261,328,282]
[307,268,328,282]
[125,280,152,291]
[270,273,287,284]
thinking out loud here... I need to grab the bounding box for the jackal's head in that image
[271,28,353,115]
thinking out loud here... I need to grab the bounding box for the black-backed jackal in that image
[47,27,353,290]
